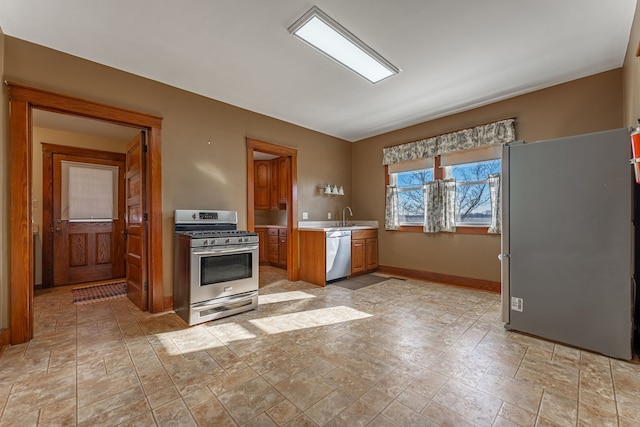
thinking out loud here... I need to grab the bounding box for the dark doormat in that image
[72,282,127,305]
[330,274,404,291]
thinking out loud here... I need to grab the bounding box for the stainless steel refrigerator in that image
[501,128,635,360]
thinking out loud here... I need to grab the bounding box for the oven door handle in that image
[192,291,258,311]
[192,245,258,256]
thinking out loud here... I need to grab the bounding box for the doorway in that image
[7,82,164,345]
[246,138,299,282]
[41,144,126,287]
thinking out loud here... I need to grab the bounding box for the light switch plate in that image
[327,213,332,220]
[302,212,308,219]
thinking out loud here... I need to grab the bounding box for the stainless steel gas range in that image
[173,210,259,325]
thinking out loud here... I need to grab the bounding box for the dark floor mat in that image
[330,274,403,290]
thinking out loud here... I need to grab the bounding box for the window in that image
[391,167,433,224]
[445,159,500,226]
[386,149,501,231]
[61,161,119,221]
[388,157,434,225]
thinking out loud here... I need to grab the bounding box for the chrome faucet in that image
[342,206,353,226]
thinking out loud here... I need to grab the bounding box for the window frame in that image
[443,158,501,228]
[390,166,434,226]
[385,156,497,235]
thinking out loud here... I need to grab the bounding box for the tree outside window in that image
[446,159,500,225]
[393,168,433,224]
[390,158,500,227]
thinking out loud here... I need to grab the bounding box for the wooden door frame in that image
[8,82,164,345]
[41,144,126,287]
[246,138,299,281]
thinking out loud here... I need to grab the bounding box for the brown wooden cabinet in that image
[278,229,287,267]
[351,239,366,274]
[254,160,271,210]
[256,227,268,264]
[351,229,378,275]
[365,237,378,270]
[267,228,279,264]
[277,157,290,206]
[299,230,327,286]
[300,228,379,286]
[269,158,279,210]
[265,227,287,268]
[254,157,289,210]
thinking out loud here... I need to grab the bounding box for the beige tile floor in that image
[1,268,640,426]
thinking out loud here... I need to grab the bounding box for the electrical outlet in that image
[327,212,332,220]
[511,297,523,312]
[302,212,308,220]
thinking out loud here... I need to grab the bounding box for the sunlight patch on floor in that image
[258,291,316,305]
[205,322,257,343]
[249,306,372,334]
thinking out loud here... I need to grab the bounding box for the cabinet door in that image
[278,157,290,205]
[254,161,271,210]
[365,238,378,270]
[351,239,365,273]
[270,158,279,210]
[278,229,287,267]
[256,228,268,264]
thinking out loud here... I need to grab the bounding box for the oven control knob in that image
[225,238,231,244]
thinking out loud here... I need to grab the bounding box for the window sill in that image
[392,225,498,235]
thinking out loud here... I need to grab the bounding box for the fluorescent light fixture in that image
[288,6,400,84]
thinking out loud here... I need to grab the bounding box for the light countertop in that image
[298,220,378,232]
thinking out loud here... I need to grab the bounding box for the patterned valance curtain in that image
[382,118,515,165]
[488,174,501,234]
[385,185,400,230]
[423,179,456,233]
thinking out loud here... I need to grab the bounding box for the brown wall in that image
[624,0,640,127]
[2,37,352,301]
[352,69,623,282]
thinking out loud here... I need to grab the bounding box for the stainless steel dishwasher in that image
[326,230,351,281]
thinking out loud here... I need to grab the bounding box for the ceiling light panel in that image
[288,6,400,84]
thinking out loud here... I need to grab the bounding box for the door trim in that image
[7,82,164,345]
[246,138,299,282]
[42,144,126,288]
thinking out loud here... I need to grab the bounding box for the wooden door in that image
[51,153,125,286]
[125,133,148,310]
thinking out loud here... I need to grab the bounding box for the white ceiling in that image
[1,0,637,142]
